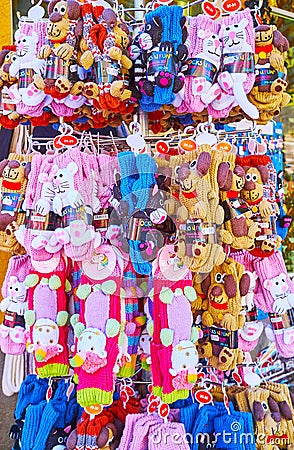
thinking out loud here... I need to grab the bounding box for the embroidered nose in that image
[54,178,61,187]
[50,12,63,22]
[211,286,222,297]
[282,285,288,293]
[244,180,255,190]
[214,40,220,48]
[18,43,24,52]
[228,31,236,40]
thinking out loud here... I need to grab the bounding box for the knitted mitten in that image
[212,8,259,119]
[0,255,29,355]
[151,266,201,403]
[0,154,32,253]
[71,247,122,406]
[253,250,294,358]
[178,15,222,114]
[25,256,70,377]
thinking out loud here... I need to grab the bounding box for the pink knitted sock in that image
[0,255,30,355]
[23,154,63,261]
[188,16,221,113]
[71,253,122,406]
[238,322,263,352]
[217,8,258,119]
[25,256,70,377]
[50,150,97,261]
[152,267,199,404]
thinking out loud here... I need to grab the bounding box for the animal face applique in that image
[169,339,199,384]
[263,273,294,314]
[28,318,63,362]
[71,327,108,373]
[0,50,18,87]
[216,10,259,119]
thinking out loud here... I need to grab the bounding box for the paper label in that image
[1,91,16,113]
[210,327,238,349]
[148,52,177,76]
[223,53,254,74]
[19,68,36,89]
[269,309,294,333]
[183,221,216,244]
[93,208,109,232]
[127,216,156,241]
[62,204,90,227]
[182,58,217,82]
[95,60,120,84]
[255,67,286,87]
[45,54,69,80]
[26,210,62,232]
[1,192,23,214]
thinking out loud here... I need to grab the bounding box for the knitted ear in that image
[76,284,92,300]
[25,274,39,288]
[70,314,79,328]
[49,275,62,290]
[184,286,197,302]
[239,273,250,297]
[278,401,292,420]
[74,322,85,338]
[101,280,117,295]
[159,287,174,304]
[268,396,281,422]
[97,427,111,449]
[160,328,174,347]
[190,326,202,343]
[196,152,212,177]
[106,319,120,337]
[147,320,154,337]
[218,163,233,190]
[252,401,265,421]
[201,274,211,297]
[56,311,68,327]
[224,274,237,298]
[257,165,269,183]
[25,310,36,327]
[65,280,71,293]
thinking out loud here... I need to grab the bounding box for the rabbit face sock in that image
[184,16,221,114]
[25,256,70,377]
[0,255,30,355]
[217,9,259,119]
[71,260,122,406]
[152,267,199,403]
[0,153,32,254]
[24,154,63,261]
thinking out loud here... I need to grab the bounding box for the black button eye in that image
[226,27,230,31]
[234,24,238,28]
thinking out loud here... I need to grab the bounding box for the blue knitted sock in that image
[14,375,48,420]
[214,413,245,450]
[21,401,47,450]
[118,151,138,215]
[32,381,68,450]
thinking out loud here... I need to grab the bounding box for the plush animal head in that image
[97,423,117,450]
[52,162,78,198]
[241,166,269,203]
[169,339,199,377]
[113,24,130,50]
[139,16,163,51]
[45,426,72,450]
[7,276,27,303]
[14,29,39,60]
[46,0,81,43]
[75,328,107,359]
[28,318,62,361]
[176,153,211,193]
[0,159,31,186]
[0,50,17,84]
[252,392,289,437]
[263,273,290,299]
[220,18,250,52]
[138,329,152,356]
[198,29,222,62]
[207,272,237,309]
[255,25,275,46]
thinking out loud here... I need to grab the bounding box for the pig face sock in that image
[216,9,259,119]
[0,153,32,254]
[71,258,122,406]
[0,255,30,355]
[25,257,70,377]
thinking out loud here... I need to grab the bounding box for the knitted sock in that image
[152,267,199,403]
[183,16,221,114]
[118,151,138,215]
[50,150,97,261]
[23,154,63,261]
[74,412,90,450]
[217,8,258,119]
[21,401,47,450]
[14,375,48,421]
[129,415,163,450]
[25,256,69,377]
[118,265,145,377]
[0,153,32,254]
[118,413,145,449]
[149,422,190,450]
[71,258,122,406]
[238,321,264,352]
[0,254,30,355]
